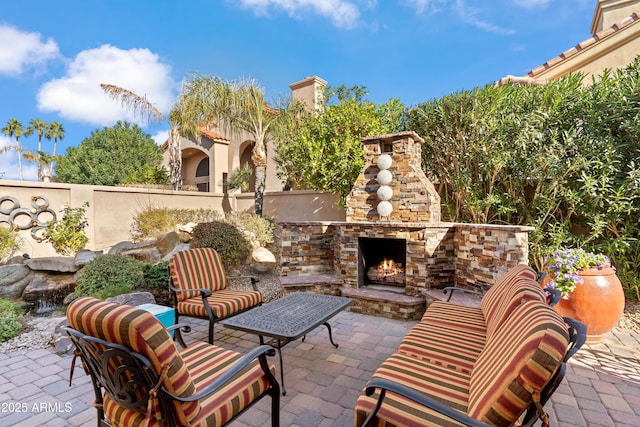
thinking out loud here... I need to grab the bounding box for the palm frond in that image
[100,83,165,124]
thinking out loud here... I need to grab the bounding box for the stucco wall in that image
[1,180,344,258]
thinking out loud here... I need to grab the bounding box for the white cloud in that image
[37,45,177,126]
[237,0,361,29]
[0,25,60,76]
[402,0,449,15]
[0,136,37,181]
[152,129,169,146]
[512,0,551,8]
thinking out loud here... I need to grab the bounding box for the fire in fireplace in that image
[358,237,406,288]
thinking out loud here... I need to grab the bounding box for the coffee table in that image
[222,292,352,395]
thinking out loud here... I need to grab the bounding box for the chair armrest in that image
[227,275,260,291]
[166,323,191,348]
[169,279,213,298]
[442,287,484,302]
[165,345,278,402]
[363,378,492,427]
[544,287,562,307]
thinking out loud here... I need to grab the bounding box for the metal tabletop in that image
[222,292,352,340]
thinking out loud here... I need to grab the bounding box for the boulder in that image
[109,240,162,263]
[74,249,102,266]
[25,256,79,273]
[251,247,277,272]
[177,222,198,234]
[106,292,156,306]
[22,273,75,314]
[0,264,33,300]
[156,231,181,256]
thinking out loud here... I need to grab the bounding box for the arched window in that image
[195,158,210,192]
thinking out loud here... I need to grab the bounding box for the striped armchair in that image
[66,297,280,427]
[355,264,586,427]
[169,248,263,344]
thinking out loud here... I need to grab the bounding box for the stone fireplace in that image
[278,131,533,320]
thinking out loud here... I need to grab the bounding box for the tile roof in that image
[527,11,640,78]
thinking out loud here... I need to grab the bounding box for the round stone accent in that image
[376,169,392,185]
[377,185,393,201]
[377,154,392,170]
[377,200,393,217]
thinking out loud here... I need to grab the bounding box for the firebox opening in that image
[358,237,407,291]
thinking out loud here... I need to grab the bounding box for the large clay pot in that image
[552,267,625,344]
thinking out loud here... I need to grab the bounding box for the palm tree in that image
[1,118,25,180]
[178,74,294,215]
[46,121,65,156]
[23,150,57,182]
[25,118,49,181]
[100,83,195,190]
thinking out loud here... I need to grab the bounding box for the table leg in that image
[276,339,286,396]
[324,322,339,348]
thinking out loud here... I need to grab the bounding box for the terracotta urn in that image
[550,267,625,344]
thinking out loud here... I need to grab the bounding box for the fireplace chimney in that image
[346,131,441,223]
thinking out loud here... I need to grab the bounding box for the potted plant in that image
[544,248,625,344]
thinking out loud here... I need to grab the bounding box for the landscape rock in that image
[156,231,181,256]
[251,247,277,272]
[106,292,156,306]
[74,249,102,266]
[24,256,79,273]
[0,264,33,300]
[109,240,162,263]
[22,273,75,314]
[177,222,198,234]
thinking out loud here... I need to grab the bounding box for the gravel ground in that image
[2,273,639,354]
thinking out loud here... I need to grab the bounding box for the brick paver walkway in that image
[1,310,639,426]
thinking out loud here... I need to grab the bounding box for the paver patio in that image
[1,309,639,426]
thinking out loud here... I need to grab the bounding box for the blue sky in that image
[1,0,595,180]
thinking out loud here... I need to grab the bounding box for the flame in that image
[378,258,403,276]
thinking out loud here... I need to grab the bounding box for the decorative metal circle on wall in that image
[0,195,56,242]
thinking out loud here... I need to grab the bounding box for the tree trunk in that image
[254,165,266,216]
[169,127,182,191]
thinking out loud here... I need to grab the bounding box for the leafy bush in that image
[227,163,252,192]
[74,255,144,299]
[0,299,23,342]
[0,226,22,262]
[44,202,89,255]
[142,261,170,291]
[131,207,223,241]
[227,212,275,247]
[190,221,250,268]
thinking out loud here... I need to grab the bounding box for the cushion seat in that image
[177,289,263,319]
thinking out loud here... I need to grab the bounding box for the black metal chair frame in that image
[169,273,261,344]
[66,323,280,427]
[361,317,587,427]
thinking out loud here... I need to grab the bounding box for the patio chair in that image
[169,248,263,344]
[65,296,280,427]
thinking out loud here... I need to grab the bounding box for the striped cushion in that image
[177,289,263,319]
[481,275,546,340]
[170,248,229,301]
[104,342,277,426]
[67,297,200,425]
[399,303,486,374]
[355,352,471,427]
[468,300,569,426]
[480,264,537,314]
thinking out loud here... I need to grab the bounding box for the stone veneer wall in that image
[454,223,533,289]
[346,132,441,223]
[333,222,455,297]
[279,222,336,276]
[278,221,534,292]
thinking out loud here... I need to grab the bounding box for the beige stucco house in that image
[163,76,327,193]
[499,0,640,85]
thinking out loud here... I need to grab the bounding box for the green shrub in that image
[227,212,275,247]
[74,255,144,299]
[190,221,250,268]
[141,261,170,291]
[0,226,22,262]
[44,202,89,255]
[131,207,223,241]
[0,299,24,342]
[227,163,252,192]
